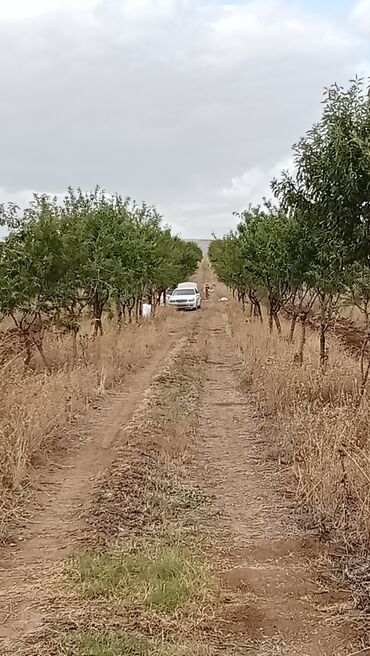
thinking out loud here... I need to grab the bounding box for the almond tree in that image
[273,79,370,365]
[237,204,295,333]
[0,187,202,367]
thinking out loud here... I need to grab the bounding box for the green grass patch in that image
[70,630,189,656]
[70,543,204,612]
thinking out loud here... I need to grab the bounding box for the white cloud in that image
[221,156,295,203]
[350,0,370,35]
[0,0,368,237]
[0,0,99,21]
[222,168,266,200]
[0,187,38,207]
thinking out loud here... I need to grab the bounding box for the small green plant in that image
[169,484,210,510]
[70,543,203,612]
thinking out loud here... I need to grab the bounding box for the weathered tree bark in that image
[71,328,78,360]
[117,306,123,331]
[23,336,33,369]
[359,334,370,398]
[359,307,370,398]
[268,296,281,334]
[268,306,274,333]
[289,314,297,343]
[128,300,135,324]
[254,300,263,323]
[38,343,48,367]
[92,292,104,336]
[319,298,327,367]
[273,312,282,334]
[296,313,307,365]
[319,321,326,366]
[135,298,141,322]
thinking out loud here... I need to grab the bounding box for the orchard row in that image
[210,79,370,391]
[0,187,202,341]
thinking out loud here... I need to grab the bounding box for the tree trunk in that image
[268,306,274,333]
[255,300,263,323]
[273,312,282,335]
[319,321,326,367]
[359,335,370,398]
[151,293,157,318]
[289,314,297,343]
[23,337,33,369]
[296,314,307,365]
[319,298,326,367]
[359,306,370,398]
[34,339,48,368]
[72,329,78,360]
[117,306,123,331]
[92,293,104,336]
[135,298,141,322]
[93,319,103,336]
[360,333,368,383]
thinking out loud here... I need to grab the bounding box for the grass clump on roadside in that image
[69,629,214,656]
[70,631,153,656]
[69,542,205,612]
[167,484,210,511]
[69,630,171,656]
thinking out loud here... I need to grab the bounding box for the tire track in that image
[0,312,197,645]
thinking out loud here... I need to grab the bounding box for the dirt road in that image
[0,313,196,644]
[195,305,358,655]
[0,297,364,654]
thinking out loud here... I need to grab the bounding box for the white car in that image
[169,286,201,310]
[176,282,199,293]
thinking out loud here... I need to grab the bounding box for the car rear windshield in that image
[172,288,195,296]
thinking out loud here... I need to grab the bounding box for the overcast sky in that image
[0,0,369,238]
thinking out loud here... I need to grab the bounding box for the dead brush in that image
[0,310,180,542]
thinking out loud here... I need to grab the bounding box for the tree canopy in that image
[210,79,370,374]
[0,187,202,337]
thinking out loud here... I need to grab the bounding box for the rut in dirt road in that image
[194,304,358,655]
[0,315,196,643]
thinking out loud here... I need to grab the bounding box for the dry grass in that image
[228,302,370,562]
[0,310,179,537]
